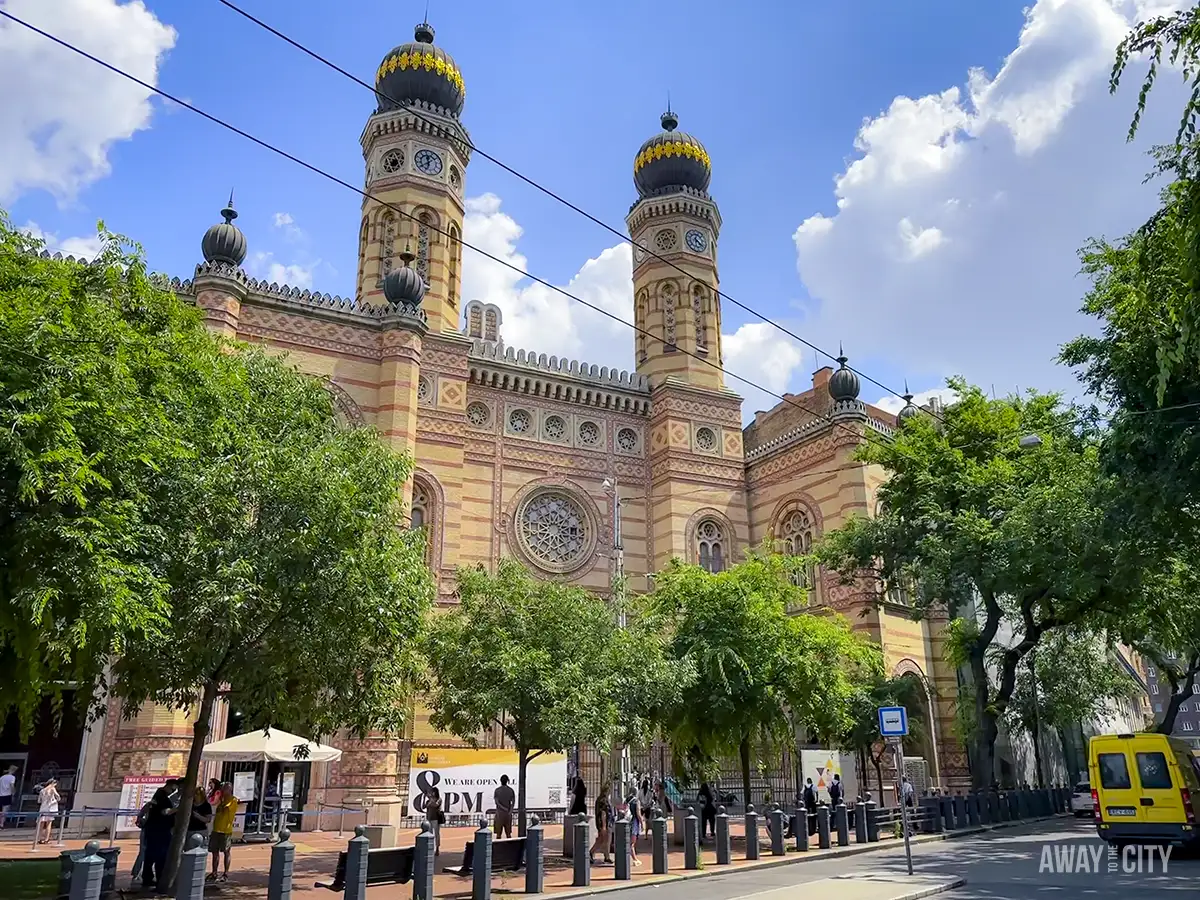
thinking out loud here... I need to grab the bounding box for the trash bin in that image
[58,846,121,899]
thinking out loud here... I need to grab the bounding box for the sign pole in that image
[893,739,913,876]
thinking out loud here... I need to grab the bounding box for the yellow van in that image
[1088,732,1200,849]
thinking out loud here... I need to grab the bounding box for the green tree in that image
[1,218,434,881]
[649,550,882,810]
[818,381,1123,790]
[425,559,684,835]
[836,675,927,801]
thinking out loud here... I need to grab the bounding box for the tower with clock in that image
[356,21,470,335]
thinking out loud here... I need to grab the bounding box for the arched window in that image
[779,508,819,598]
[484,308,498,342]
[636,290,648,363]
[357,216,369,294]
[661,282,677,349]
[875,500,911,605]
[411,481,433,566]
[692,285,707,350]
[379,212,396,281]
[467,302,483,339]
[696,518,726,573]
[448,224,460,309]
[416,212,432,282]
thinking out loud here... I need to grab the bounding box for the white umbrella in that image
[202,728,341,835]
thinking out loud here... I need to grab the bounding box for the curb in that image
[534,814,1067,900]
[885,877,966,900]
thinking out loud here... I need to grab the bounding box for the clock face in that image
[414,148,443,176]
[686,229,708,253]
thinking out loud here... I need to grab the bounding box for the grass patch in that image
[0,859,60,900]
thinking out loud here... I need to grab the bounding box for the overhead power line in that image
[0,8,908,462]
[210,0,924,411]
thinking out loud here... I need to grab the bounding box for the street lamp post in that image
[602,478,629,795]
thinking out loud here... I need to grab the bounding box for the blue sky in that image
[1,0,1185,418]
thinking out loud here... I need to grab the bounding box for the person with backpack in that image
[803,778,818,836]
[131,798,153,882]
[829,774,843,805]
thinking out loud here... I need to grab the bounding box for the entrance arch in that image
[892,659,941,791]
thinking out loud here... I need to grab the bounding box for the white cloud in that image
[273,212,294,228]
[248,250,314,290]
[793,0,1190,398]
[0,0,177,203]
[20,220,105,259]
[461,193,807,411]
[875,386,962,415]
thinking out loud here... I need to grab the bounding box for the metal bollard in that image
[472,818,492,900]
[572,819,590,887]
[854,802,867,843]
[975,793,989,826]
[413,822,435,900]
[715,806,731,864]
[683,807,699,870]
[768,805,785,856]
[953,794,967,829]
[834,800,849,846]
[69,840,105,900]
[967,793,979,827]
[176,833,207,900]
[108,809,118,849]
[338,805,347,838]
[816,804,831,849]
[562,812,576,859]
[269,829,296,900]
[940,796,955,829]
[794,805,808,851]
[651,807,668,874]
[346,824,370,900]
[864,801,879,842]
[744,804,759,860]
[525,814,545,894]
[614,812,631,881]
[920,797,941,834]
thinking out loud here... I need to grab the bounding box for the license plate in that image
[1106,807,1137,817]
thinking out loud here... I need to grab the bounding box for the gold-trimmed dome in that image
[633,111,711,197]
[375,22,465,117]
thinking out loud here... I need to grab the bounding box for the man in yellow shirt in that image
[207,783,238,882]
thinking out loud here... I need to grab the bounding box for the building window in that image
[467,401,490,427]
[578,421,600,446]
[1193,684,1199,695]
[779,508,818,595]
[1184,721,1196,732]
[416,212,431,281]
[1147,667,1156,677]
[381,148,405,173]
[484,308,499,342]
[693,285,707,350]
[616,427,638,453]
[518,490,589,571]
[1182,703,1190,713]
[468,303,483,339]
[544,415,566,441]
[379,212,396,280]
[448,224,460,308]
[509,409,532,434]
[1152,684,1159,694]
[661,282,677,348]
[695,426,716,451]
[696,519,726,573]
[417,375,433,404]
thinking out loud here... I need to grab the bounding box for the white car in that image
[1070,781,1095,816]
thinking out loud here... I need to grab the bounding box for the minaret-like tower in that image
[356,22,470,334]
[627,110,723,390]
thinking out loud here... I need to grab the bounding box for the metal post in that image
[614,813,630,880]
[176,833,207,900]
[794,804,809,851]
[715,806,730,865]
[854,801,867,843]
[651,807,668,874]
[55,809,68,847]
[472,818,492,900]
[108,809,118,848]
[894,741,913,876]
[768,805,785,856]
[413,822,435,900]
[525,815,544,894]
[816,804,831,849]
[345,824,369,900]
[68,840,105,900]
[683,807,699,870]
[269,829,296,900]
[834,800,850,846]
[572,819,590,887]
[864,801,879,842]
[338,804,347,838]
[744,804,759,860]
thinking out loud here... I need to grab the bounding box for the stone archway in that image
[892,659,941,792]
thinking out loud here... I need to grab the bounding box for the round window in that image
[417,375,433,403]
[655,229,678,251]
[617,428,638,452]
[544,415,566,441]
[517,489,594,573]
[467,401,490,427]
[696,427,716,451]
[578,421,600,446]
[381,149,405,173]
[509,409,532,433]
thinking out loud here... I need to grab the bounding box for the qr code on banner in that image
[549,789,562,805]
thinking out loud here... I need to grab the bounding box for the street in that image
[596,820,1198,900]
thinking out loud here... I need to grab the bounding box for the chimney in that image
[812,366,833,393]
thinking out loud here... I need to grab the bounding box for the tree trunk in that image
[1031,720,1045,788]
[1154,656,1199,734]
[163,681,217,889]
[970,648,997,791]
[872,751,883,801]
[517,746,529,837]
[738,736,752,812]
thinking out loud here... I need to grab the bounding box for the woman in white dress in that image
[37,778,60,844]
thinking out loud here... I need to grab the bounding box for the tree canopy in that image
[818,380,1123,789]
[648,551,882,808]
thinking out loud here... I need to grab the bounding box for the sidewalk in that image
[0,814,1069,900]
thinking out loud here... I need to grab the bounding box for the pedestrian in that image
[589,784,613,866]
[206,778,222,806]
[131,797,153,881]
[569,777,588,816]
[35,778,59,844]
[901,776,915,808]
[141,779,178,892]
[424,785,443,856]
[0,765,16,829]
[829,774,843,806]
[637,778,654,819]
[208,783,238,883]
[698,782,716,841]
[626,788,643,866]
[803,777,817,836]
[653,780,672,817]
[186,786,212,848]
[493,774,516,838]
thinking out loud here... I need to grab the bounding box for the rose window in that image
[519,491,589,569]
[616,427,638,452]
[509,409,532,433]
[655,229,677,251]
[417,376,433,403]
[467,402,490,427]
[381,149,404,173]
[695,427,716,451]
[578,421,600,446]
[544,415,566,441]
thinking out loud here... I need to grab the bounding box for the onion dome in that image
[383,244,426,308]
[375,22,465,117]
[828,347,860,402]
[897,384,920,425]
[201,192,247,266]
[633,110,711,198]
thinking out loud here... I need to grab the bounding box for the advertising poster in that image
[408,748,567,817]
[233,771,257,803]
[799,749,858,802]
[118,776,168,831]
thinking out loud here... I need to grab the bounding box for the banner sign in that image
[118,776,168,831]
[407,748,567,817]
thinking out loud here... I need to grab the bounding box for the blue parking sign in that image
[878,706,908,737]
